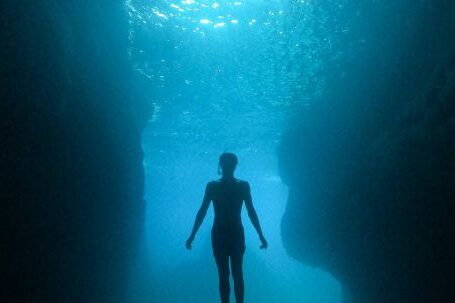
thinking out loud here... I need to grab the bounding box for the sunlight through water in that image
[126,0,344,302]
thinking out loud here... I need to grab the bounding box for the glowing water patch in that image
[200,19,211,24]
[137,0,280,34]
[152,8,168,20]
[214,22,226,28]
[170,3,184,12]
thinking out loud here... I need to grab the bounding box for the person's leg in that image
[214,252,230,303]
[230,251,244,303]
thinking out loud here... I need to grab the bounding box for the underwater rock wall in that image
[1,1,146,302]
[279,1,455,302]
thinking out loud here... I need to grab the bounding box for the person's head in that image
[218,152,238,176]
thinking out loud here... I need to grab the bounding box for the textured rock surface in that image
[1,1,146,302]
[279,1,455,302]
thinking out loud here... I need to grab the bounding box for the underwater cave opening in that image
[127,0,342,302]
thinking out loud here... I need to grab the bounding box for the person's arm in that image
[244,182,268,249]
[186,182,212,250]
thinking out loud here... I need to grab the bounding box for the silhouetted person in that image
[186,152,268,303]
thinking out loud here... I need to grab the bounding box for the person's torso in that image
[210,178,247,231]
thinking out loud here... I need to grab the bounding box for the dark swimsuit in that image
[209,178,248,257]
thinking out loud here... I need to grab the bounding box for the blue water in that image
[127,0,341,302]
[3,0,453,302]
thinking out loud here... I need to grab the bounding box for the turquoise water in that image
[3,1,453,302]
[128,0,343,302]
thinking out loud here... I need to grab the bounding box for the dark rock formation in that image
[280,1,455,302]
[1,1,147,302]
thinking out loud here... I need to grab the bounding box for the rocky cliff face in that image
[2,1,454,302]
[279,1,455,302]
[1,1,146,302]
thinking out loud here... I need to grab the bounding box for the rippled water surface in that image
[127,1,344,302]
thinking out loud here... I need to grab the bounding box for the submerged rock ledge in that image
[279,1,455,302]
[1,1,147,302]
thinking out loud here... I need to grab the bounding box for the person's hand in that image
[260,236,268,249]
[186,235,194,250]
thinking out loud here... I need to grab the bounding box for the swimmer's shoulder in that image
[206,180,218,189]
[235,178,248,185]
[210,178,249,187]
[206,179,223,190]
[234,179,250,192]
